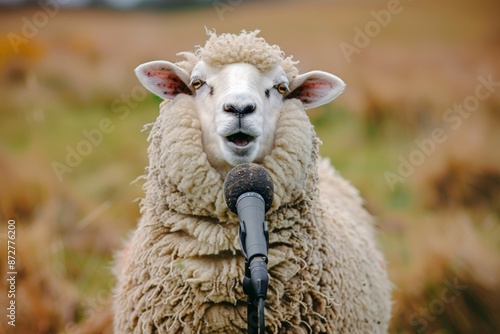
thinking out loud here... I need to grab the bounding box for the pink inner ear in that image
[290,80,333,104]
[146,68,191,96]
[303,81,333,99]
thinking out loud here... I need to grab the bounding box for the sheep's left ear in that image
[135,60,193,100]
[286,71,345,109]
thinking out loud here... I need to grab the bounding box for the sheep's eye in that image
[191,79,205,90]
[274,83,289,95]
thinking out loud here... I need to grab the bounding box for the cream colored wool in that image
[176,30,299,82]
[114,96,391,333]
[114,30,391,333]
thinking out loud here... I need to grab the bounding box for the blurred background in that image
[0,0,499,333]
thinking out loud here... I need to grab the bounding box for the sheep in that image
[113,30,392,333]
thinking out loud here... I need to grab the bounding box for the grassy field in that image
[0,0,499,333]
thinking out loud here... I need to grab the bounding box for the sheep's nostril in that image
[242,104,256,114]
[223,104,234,113]
[223,103,256,115]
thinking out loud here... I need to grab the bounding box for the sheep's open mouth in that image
[226,132,254,147]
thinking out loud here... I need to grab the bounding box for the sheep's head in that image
[135,30,345,172]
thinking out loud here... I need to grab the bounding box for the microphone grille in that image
[223,163,274,214]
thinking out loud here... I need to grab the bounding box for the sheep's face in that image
[189,61,288,168]
[135,60,345,173]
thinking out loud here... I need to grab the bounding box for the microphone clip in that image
[238,218,269,262]
[240,219,269,297]
[239,218,269,334]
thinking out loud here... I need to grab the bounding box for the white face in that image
[190,61,289,168]
[135,59,345,173]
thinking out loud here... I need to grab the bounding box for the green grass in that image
[312,104,418,217]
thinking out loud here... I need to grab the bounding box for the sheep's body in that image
[114,31,391,333]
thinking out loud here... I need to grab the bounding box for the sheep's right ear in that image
[135,61,193,100]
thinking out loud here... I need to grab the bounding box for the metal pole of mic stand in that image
[243,261,259,334]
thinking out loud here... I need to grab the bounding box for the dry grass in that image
[0,0,499,333]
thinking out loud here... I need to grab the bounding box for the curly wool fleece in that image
[176,30,299,81]
[114,94,391,333]
[114,30,391,333]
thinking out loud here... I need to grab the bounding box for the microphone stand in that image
[239,219,269,334]
[223,163,274,333]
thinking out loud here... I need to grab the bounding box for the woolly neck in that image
[141,94,319,224]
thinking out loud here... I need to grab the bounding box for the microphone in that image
[224,163,274,300]
[224,163,274,215]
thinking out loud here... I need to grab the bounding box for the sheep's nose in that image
[223,103,256,115]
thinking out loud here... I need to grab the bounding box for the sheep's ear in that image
[286,71,345,109]
[135,60,193,100]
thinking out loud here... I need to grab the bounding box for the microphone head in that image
[224,163,274,214]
